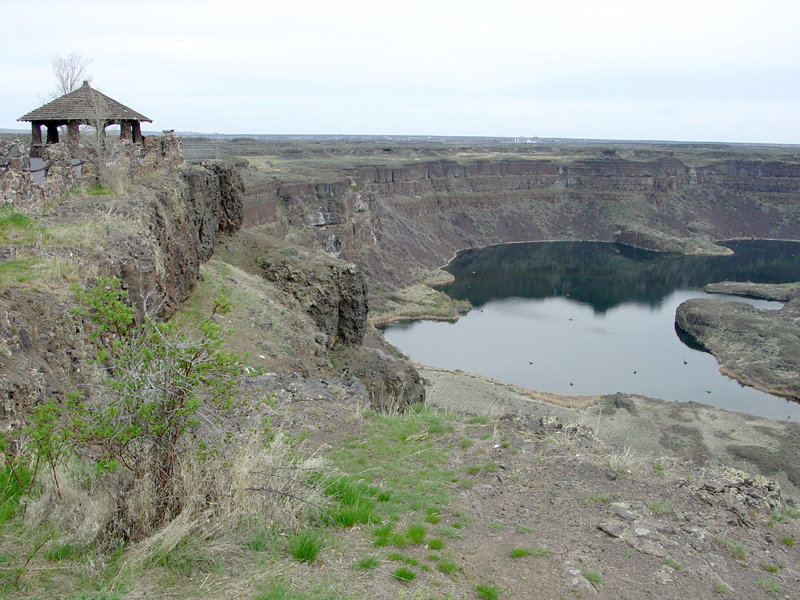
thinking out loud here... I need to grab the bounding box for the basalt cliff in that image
[236,144,800,306]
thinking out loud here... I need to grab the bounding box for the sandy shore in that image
[420,366,800,503]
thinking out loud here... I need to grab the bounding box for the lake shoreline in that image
[420,365,800,503]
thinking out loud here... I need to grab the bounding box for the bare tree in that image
[41,52,93,102]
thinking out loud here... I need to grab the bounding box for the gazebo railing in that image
[182,143,225,163]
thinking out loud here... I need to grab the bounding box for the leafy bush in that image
[3,278,248,543]
[67,278,245,531]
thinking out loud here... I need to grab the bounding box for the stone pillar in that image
[132,121,143,144]
[46,124,59,144]
[30,123,43,158]
[67,121,81,146]
[120,121,132,141]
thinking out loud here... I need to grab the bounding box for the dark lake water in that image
[382,240,800,421]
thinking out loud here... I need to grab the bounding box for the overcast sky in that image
[3,0,799,143]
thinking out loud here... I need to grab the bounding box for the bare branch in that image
[51,52,92,97]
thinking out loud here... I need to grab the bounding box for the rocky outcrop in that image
[0,154,244,429]
[675,297,800,401]
[257,255,368,349]
[704,281,800,302]
[252,248,425,410]
[330,346,425,413]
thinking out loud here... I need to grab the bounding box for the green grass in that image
[355,555,379,570]
[728,540,746,561]
[372,523,394,546]
[45,541,89,562]
[510,548,530,558]
[330,405,455,520]
[761,562,778,573]
[287,528,325,563]
[583,570,601,586]
[387,552,418,566]
[664,558,682,571]
[755,576,784,595]
[244,525,280,553]
[427,538,444,550]
[782,536,795,547]
[438,560,460,575]
[142,539,214,576]
[253,583,342,600]
[323,475,381,527]
[0,464,33,524]
[392,566,415,583]
[476,583,499,600]
[86,184,116,196]
[648,500,670,515]
[457,437,473,450]
[407,523,426,544]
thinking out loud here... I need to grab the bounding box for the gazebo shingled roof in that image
[17,81,152,156]
[19,82,151,124]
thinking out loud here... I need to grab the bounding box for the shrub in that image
[4,278,248,543]
[68,279,245,532]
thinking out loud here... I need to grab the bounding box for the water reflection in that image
[383,241,800,420]
[436,240,800,313]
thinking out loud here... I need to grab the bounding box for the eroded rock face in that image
[0,160,244,428]
[241,152,800,290]
[675,296,800,401]
[329,346,425,413]
[258,257,368,348]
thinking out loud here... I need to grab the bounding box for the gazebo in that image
[18,81,152,157]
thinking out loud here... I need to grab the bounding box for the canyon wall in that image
[0,152,244,429]
[241,152,800,288]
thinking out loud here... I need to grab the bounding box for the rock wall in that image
[241,153,800,288]
[0,132,186,211]
[0,154,244,429]
[257,256,368,349]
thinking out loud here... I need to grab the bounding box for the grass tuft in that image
[355,555,379,570]
[392,566,415,583]
[583,570,601,586]
[407,523,426,544]
[288,528,325,563]
[476,583,499,600]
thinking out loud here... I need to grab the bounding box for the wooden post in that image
[30,122,43,158]
[31,122,42,145]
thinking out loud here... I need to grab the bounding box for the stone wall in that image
[0,131,186,211]
[0,141,33,205]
